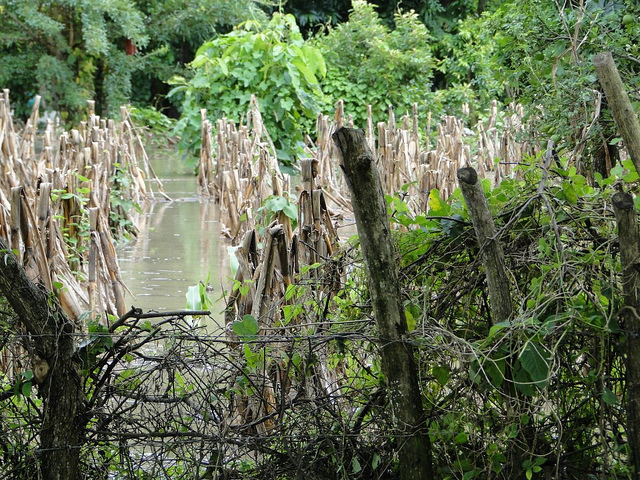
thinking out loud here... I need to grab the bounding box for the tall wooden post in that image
[612,191,640,479]
[457,167,513,325]
[332,127,434,480]
[593,52,640,173]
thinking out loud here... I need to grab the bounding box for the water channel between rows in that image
[115,149,231,326]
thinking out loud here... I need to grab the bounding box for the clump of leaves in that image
[170,13,326,164]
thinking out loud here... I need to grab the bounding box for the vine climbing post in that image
[612,191,640,479]
[332,127,434,480]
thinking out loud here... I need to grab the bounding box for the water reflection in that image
[116,151,231,324]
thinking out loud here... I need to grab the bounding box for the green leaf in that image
[427,189,450,216]
[454,432,468,444]
[372,453,381,470]
[405,309,416,331]
[561,182,578,205]
[487,320,510,341]
[520,342,549,387]
[232,314,259,339]
[432,365,451,386]
[186,285,202,310]
[602,387,619,405]
[291,352,302,368]
[21,381,32,397]
[282,202,297,221]
[351,456,362,474]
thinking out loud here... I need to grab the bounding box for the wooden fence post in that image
[612,191,640,479]
[457,167,513,324]
[332,127,434,480]
[593,52,640,173]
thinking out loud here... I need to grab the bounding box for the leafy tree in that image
[0,0,148,118]
[0,0,266,119]
[470,0,640,176]
[266,0,352,35]
[129,0,267,114]
[170,13,326,163]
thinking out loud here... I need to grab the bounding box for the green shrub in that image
[169,13,326,165]
[313,0,435,127]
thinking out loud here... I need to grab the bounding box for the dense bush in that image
[472,0,640,171]
[313,0,436,127]
[169,13,326,164]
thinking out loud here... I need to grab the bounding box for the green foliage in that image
[384,159,633,477]
[128,106,176,145]
[170,13,326,162]
[231,314,260,340]
[0,0,148,118]
[0,0,266,119]
[313,0,435,126]
[109,163,141,240]
[256,193,299,235]
[185,277,213,311]
[473,0,640,160]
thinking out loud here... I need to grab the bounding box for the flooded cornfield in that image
[116,148,230,322]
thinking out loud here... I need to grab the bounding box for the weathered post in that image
[0,237,83,480]
[593,52,640,173]
[612,191,640,479]
[457,167,513,324]
[457,167,531,476]
[332,127,434,479]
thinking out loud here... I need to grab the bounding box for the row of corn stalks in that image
[194,97,535,431]
[199,98,532,240]
[0,90,163,337]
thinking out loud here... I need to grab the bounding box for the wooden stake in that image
[612,191,640,479]
[594,52,640,173]
[332,127,434,480]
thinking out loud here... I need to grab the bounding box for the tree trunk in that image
[593,52,640,174]
[0,237,83,480]
[612,191,640,479]
[332,127,434,480]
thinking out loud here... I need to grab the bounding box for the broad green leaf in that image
[21,381,32,397]
[292,59,318,85]
[427,189,450,216]
[602,387,619,405]
[186,285,202,310]
[487,320,510,340]
[291,352,302,367]
[432,365,451,386]
[372,453,381,470]
[454,432,468,444]
[232,314,259,339]
[520,342,549,387]
[561,182,578,205]
[351,457,362,474]
[282,203,297,220]
[485,359,505,388]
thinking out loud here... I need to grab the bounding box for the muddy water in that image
[115,150,231,324]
